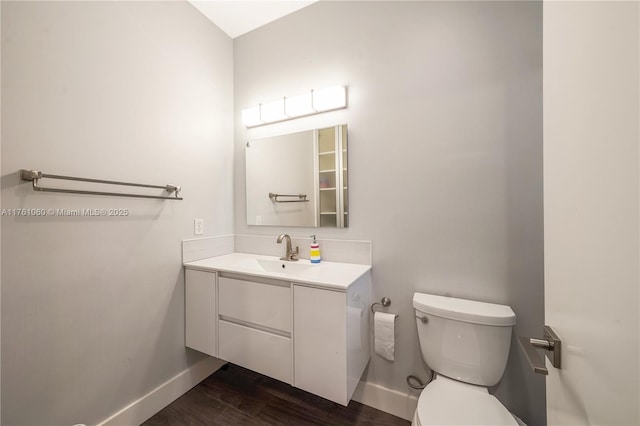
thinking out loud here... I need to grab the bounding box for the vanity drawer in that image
[218,320,292,384]
[218,275,291,332]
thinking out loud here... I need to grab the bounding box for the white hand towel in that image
[374,311,396,361]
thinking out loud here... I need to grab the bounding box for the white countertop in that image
[184,252,371,291]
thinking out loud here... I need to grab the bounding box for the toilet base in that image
[411,376,519,426]
[413,407,525,426]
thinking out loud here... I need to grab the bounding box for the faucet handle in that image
[288,245,299,261]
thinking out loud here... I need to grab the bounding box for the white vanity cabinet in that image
[185,269,217,357]
[183,253,371,406]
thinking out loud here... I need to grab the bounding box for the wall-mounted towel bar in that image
[269,192,309,203]
[20,169,182,200]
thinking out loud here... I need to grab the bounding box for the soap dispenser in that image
[310,235,321,263]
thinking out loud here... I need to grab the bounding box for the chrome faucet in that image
[277,234,299,261]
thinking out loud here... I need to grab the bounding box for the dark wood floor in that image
[143,363,410,426]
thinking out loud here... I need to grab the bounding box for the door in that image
[543,1,639,424]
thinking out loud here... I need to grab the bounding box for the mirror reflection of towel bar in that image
[269,192,309,203]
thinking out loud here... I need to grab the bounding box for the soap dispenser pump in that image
[310,235,321,263]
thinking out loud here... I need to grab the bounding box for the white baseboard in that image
[97,357,226,426]
[351,380,419,422]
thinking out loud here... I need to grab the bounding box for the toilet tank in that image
[413,293,516,387]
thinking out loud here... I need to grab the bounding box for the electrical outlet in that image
[194,219,204,235]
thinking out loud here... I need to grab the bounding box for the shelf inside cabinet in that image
[316,124,348,228]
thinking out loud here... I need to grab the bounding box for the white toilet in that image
[412,292,518,426]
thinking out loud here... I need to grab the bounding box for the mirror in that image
[245,124,348,228]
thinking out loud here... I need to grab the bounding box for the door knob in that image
[518,325,562,375]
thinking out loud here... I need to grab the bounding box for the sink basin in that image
[232,258,315,276]
[254,258,314,275]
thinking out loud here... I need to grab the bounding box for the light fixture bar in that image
[242,85,347,128]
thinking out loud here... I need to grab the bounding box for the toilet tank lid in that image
[413,293,516,326]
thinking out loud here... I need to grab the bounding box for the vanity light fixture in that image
[241,85,347,128]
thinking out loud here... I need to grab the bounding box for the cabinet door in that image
[185,269,216,356]
[294,285,347,405]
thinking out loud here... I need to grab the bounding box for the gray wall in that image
[234,2,545,424]
[1,2,233,424]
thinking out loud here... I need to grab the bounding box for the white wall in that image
[234,2,545,424]
[1,2,233,424]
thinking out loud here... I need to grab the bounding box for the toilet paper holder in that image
[371,297,399,319]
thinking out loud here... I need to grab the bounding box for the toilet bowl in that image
[411,375,517,426]
[412,293,518,426]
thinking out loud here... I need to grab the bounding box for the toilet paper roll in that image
[374,311,396,361]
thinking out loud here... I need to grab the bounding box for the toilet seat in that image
[415,376,517,426]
